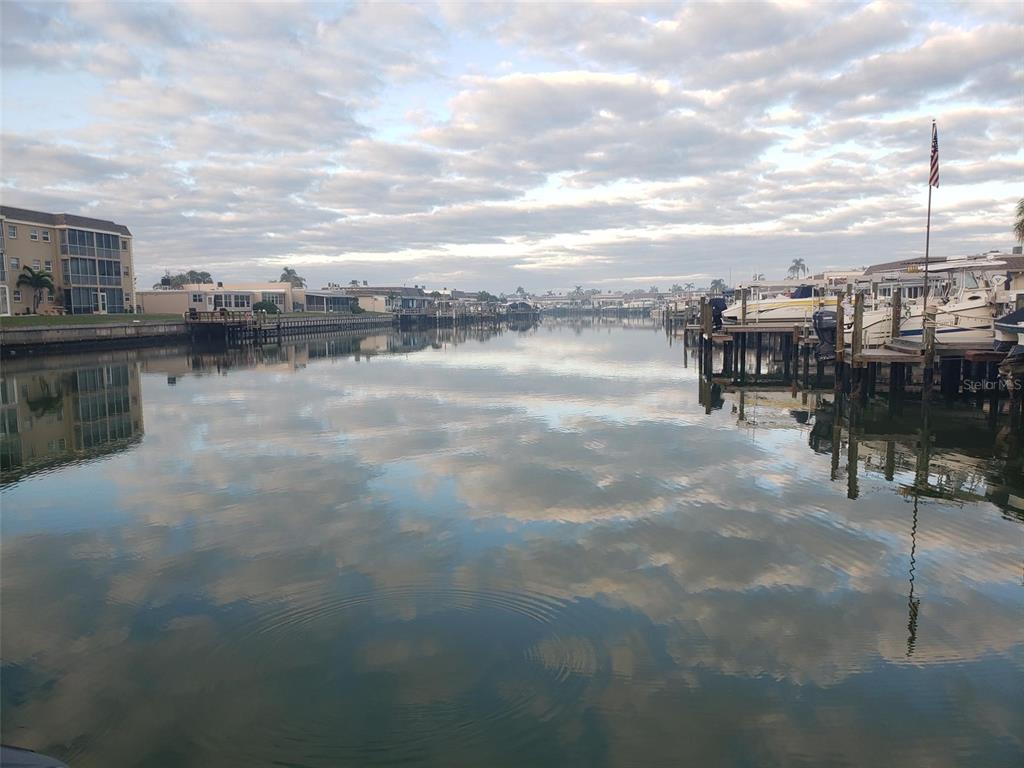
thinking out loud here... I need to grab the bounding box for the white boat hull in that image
[847,296,995,347]
[723,297,837,324]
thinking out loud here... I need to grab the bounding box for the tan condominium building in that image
[0,205,136,317]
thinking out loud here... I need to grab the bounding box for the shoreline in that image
[0,312,400,358]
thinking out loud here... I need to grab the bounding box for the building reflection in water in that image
[0,324,529,486]
[1,362,144,485]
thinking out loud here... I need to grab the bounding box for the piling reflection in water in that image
[1,321,1021,768]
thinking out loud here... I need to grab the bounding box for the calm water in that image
[2,321,1022,767]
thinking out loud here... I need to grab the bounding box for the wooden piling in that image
[889,289,901,341]
[922,323,936,403]
[833,290,845,399]
[754,332,763,380]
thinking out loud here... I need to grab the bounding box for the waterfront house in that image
[138,282,299,314]
[343,286,436,315]
[138,283,358,315]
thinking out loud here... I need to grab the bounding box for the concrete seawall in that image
[1,313,400,356]
[2,320,190,356]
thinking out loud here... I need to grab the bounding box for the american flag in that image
[929,120,939,188]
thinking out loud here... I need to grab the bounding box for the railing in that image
[60,244,121,260]
[184,309,254,323]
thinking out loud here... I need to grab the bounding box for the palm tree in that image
[787,258,807,279]
[1014,198,1024,244]
[752,273,766,281]
[279,267,306,288]
[26,379,63,417]
[572,285,583,295]
[709,278,727,294]
[16,266,55,312]
[684,282,695,292]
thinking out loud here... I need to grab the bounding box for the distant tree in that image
[278,267,306,288]
[16,266,55,312]
[752,273,766,281]
[1015,198,1024,244]
[572,285,584,295]
[787,258,807,279]
[349,279,361,286]
[649,285,659,294]
[476,290,500,303]
[670,283,683,292]
[252,300,281,314]
[515,286,527,297]
[709,278,727,294]
[154,270,213,289]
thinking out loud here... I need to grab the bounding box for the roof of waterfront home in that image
[303,289,358,298]
[863,251,1024,275]
[344,286,429,297]
[0,205,132,236]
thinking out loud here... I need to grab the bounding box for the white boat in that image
[847,262,1002,347]
[723,285,837,324]
[994,307,1024,347]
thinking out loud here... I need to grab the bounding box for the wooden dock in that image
[683,292,1022,429]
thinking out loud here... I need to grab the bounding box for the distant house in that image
[137,282,357,314]
[344,286,435,314]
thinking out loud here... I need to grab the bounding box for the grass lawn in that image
[1,313,184,329]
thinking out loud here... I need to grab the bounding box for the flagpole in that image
[923,182,932,310]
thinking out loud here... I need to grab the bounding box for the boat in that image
[994,307,1024,368]
[722,284,837,325]
[846,262,1004,347]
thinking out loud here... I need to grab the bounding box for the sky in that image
[1,1,1021,293]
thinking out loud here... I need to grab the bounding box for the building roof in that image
[303,289,357,298]
[0,205,132,236]
[344,286,426,297]
[863,251,1024,275]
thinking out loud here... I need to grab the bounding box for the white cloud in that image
[1,1,1020,292]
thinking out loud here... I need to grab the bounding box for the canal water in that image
[2,320,1021,767]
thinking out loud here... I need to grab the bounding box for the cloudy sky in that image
[2,1,1021,292]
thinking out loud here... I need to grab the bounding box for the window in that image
[121,239,128,250]
[68,257,98,284]
[47,294,54,303]
[29,229,38,241]
[123,267,130,277]
[191,293,203,303]
[98,259,121,285]
[41,230,50,242]
[9,258,19,270]
[261,292,285,306]
[232,294,251,309]
[13,290,21,301]
[44,260,52,272]
[32,259,41,270]
[7,225,16,239]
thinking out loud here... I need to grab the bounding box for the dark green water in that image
[2,321,1022,767]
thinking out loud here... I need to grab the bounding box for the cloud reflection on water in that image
[1,323,1021,767]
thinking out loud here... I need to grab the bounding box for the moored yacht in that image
[994,306,1024,367]
[846,260,1005,347]
[722,284,837,324]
